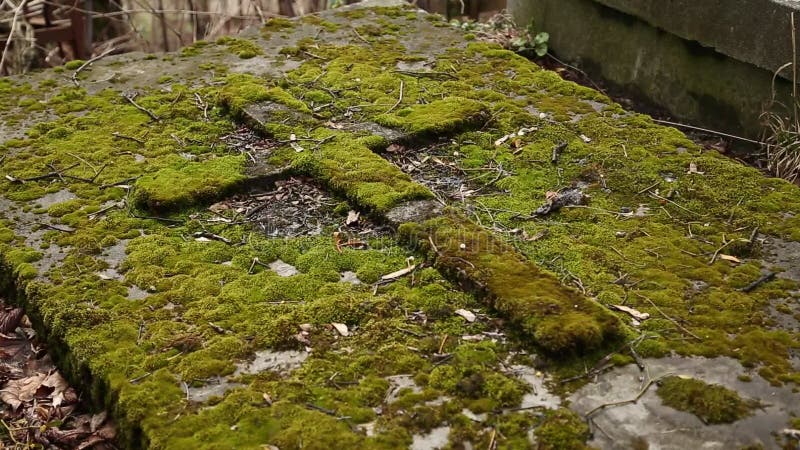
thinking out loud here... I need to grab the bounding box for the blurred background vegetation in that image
[0,0,505,75]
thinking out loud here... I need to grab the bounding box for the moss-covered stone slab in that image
[1,0,800,448]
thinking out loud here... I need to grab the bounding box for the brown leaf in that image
[345,210,360,226]
[0,308,24,334]
[0,373,47,410]
[719,254,742,264]
[331,322,349,337]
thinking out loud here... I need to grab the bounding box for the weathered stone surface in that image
[509,0,796,138]
[1,1,800,449]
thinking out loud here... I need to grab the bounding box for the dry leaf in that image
[687,162,705,175]
[461,334,484,341]
[719,254,741,263]
[89,411,107,432]
[455,309,477,323]
[610,305,650,321]
[494,134,510,146]
[331,322,349,337]
[346,210,360,226]
[0,373,47,410]
[0,307,24,334]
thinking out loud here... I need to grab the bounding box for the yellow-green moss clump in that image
[5,4,800,449]
[216,36,264,59]
[400,213,624,353]
[534,408,592,450]
[656,376,757,424]
[219,73,311,114]
[295,134,433,213]
[133,155,246,211]
[375,97,488,139]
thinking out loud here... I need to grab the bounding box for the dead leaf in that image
[345,210,360,226]
[41,371,70,407]
[610,305,650,321]
[687,162,705,175]
[461,334,484,341]
[0,372,47,410]
[455,309,477,323]
[0,307,24,334]
[494,134,510,147]
[525,229,549,241]
[331,322,349,337]
[719,254,741,264]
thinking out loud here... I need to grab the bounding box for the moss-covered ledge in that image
[400,212,626,353]
[2,1,800,449]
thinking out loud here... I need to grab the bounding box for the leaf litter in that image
[0,300,116,449]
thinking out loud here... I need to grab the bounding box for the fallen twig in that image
[72,47,116,87]
[551,142,567,164]
[123,92,161,121]
[738,272,776,293]
[584,373,672,418]
[351,26,371,44]
[636,293,701,341]
[112,132,145,145]
[393,69,457,80]
[385,80,404,114]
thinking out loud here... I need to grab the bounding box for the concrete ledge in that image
[510,0,796,138]
[593,0,799,78]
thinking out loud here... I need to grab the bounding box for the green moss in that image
[262,17,295,33]
[220,73,311,114]
[64,60,85,70]
[656,376,756,423]
[133,156,246,211]
[3,5,800,449]
[300,15,340,32]
[293,134,433,212]
[534,408,591,450]
[375,97,488,138]
[400,213,624,353]
[216,36,264,59]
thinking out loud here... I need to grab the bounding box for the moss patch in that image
[400,213,625,353]
[534,408,591,450]
[375,97,488,139]
[133,156,246,211]
[656,376,756,423]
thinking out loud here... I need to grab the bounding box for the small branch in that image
[351,26,371,45]
[41,223,75,233]
[193,231,233,245]
[384,80,404,114]
[551,142,567,165]
[72,47,117,87]
[652,119,763,145]
[393,70,457,80]
[585,373,672,418]
[738,272,776,293]
[123,93,161,122]
[194,93,209,121]
[636,293,701,341]
[20,163,80,182]
[112,132,145,145]
[708,238,739,265]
